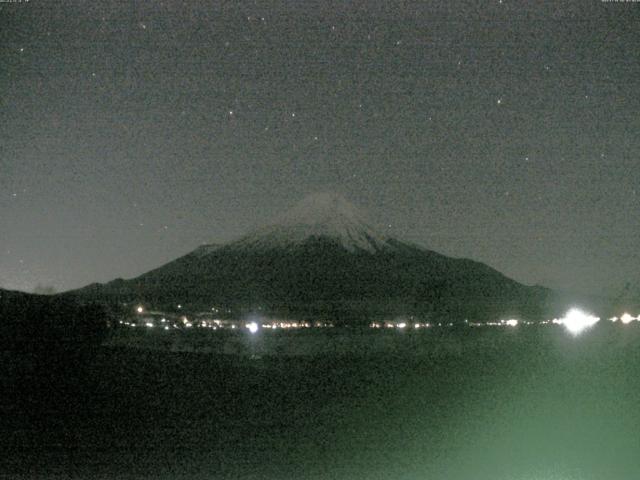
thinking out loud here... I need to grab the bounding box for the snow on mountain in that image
[192,243,222,257]
[228,193,394,253]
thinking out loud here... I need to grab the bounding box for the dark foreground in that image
[2,325,640,480]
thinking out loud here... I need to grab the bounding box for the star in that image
[497,98,503,105]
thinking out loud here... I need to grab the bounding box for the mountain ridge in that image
[226,192,394,253]
[68,194,592,322]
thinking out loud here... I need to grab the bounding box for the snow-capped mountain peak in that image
[277,192,364,226]
[192,243,222,257]
[230,193,394,253]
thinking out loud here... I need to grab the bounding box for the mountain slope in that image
[233,192,394,253]
[72,193,561,322]
[0,288,108,352]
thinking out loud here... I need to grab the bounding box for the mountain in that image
[0,288,107,352]
[71,193,570,323]
[232,193,393,253]
[613,281,640,311]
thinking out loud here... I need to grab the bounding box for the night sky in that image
[1,1,639,296]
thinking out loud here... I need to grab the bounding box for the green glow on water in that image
[7,325,640,479]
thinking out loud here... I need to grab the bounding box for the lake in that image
[2,323,640,479]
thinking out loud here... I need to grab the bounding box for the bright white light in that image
[560,308,600,335]
[247,322,259,334]
[136,306,144,314]
[397,322,407,329]
[620,313,636,325]
[505,319,518,327]
[145,322,154,328]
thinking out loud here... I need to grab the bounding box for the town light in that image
[560,308,600,335]
[247,322,259,334]
[620,313,636,325]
